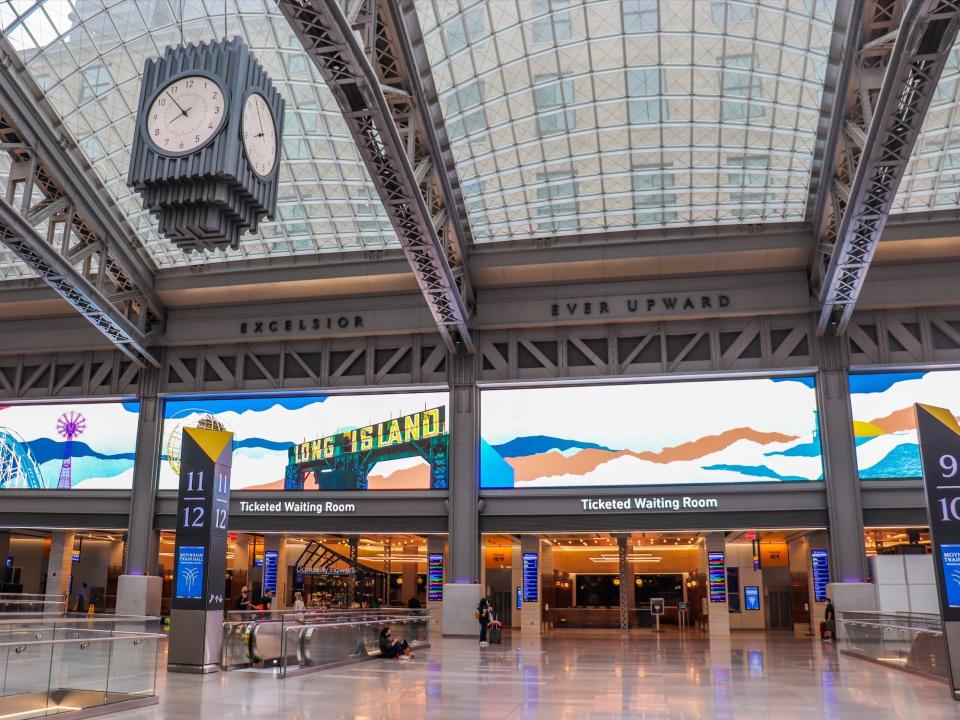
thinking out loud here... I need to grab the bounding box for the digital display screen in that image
[522,552,538,603]
[0,401,139,490]
[71,551,80,563]
[264,550,278,594]
[708,552,726,603]
[849,370,955,480]
[516,586,522,610]
[812,549,830,602]
[480,377,822,489]
[744,586,760,611]
[941,545,960,608]
[175,545,205,600]
[428,553,444,602]
[160,392,449,491]
[5,556,11,569]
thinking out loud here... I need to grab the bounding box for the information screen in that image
[811,549,830,602]
[264,550,278,594]
[708,552,726,603]
[522,552,538,603]
[175,545,205,600]
[744,586,760,610]
[428,553,444,602]
[516,586,522,609]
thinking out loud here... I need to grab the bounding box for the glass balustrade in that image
[837,611,948,681]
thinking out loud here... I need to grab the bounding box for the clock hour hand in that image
[166,92,189,117]
[255,101,264,133]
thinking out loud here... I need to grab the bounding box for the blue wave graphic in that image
[703,464,814,482]
[858,443,922,480]
[764,441,821,458]
[492,435,613,458]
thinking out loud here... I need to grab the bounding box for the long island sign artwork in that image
[285,407,448,490]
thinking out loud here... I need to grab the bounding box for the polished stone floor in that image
[107,630,960,720]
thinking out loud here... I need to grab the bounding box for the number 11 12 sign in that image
[916,404,960,622]
[172,426,233,613]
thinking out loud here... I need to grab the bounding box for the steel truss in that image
[4,308,960,400]
[0,42,165,367]
[813,0,960,336]
[278,0,474,353]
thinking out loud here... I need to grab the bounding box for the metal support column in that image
[617,535,629,631]
[125,365,162,576]
[816,335,868,582]
[448,351,479,584]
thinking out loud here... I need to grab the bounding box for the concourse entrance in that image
[482,530,828,635]
[157,531,442,615]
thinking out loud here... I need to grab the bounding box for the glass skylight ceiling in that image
[0,0,397,269]
[415,0,837,242]
[892,36,960,214]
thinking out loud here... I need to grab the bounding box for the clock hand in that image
[166,92,188,117]
[255,101,264,133]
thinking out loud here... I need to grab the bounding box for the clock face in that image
[242,93,278,178]
[146,75,225,154]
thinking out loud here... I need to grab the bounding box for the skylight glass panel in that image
[416,0,838,242]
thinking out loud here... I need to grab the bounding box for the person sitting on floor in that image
[379,626,413,661]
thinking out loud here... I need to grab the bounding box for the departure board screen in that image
[812,549,830,602]
[522,552,539,603]
[264,550,278,594]
[428,553,444,601]
[708,552,726,603]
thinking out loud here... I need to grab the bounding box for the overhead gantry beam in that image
[0,40,165,367]
[278,0,474,352]
[812,0,960,336]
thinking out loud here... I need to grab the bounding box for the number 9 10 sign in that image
[916,404,960,623]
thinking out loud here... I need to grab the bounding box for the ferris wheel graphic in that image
[56,411,87,490]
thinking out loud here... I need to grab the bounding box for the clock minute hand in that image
[166,92,189,117]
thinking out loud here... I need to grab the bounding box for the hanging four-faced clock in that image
[128,37,285,253]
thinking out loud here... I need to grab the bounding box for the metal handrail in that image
[224,615,421,631]
[0,615,159,626]
[0,632,166,648]
[838,619,944,636]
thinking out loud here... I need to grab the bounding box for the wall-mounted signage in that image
[522,552,538,603]
[579,496,720,512]
[547,293,732,320]
[428,553,444,602]
[295,566,354,577]
[263,550,278,594]
[811,549,830,602]
[236,500,357,515]
[708,552,726,603]
[71,551,80,563]
[744,586,760,611]
[239,314,367,336]
[481,377,821,489]
[516,586,522,610]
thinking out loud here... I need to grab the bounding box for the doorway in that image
[768,590,792,628]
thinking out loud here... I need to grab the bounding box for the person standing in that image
[824,598,836,641]
[238,586,252,612]
[293,591,306,622]
[75,582,88,613]
[477,597,492,647]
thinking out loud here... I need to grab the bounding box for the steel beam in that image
[0,39,165,363]
[0,197,159,366]
[278,0,474,352]
[814,0,960,336]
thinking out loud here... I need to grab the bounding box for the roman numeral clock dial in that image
[242,93,278,178]
[146,75,225,153]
